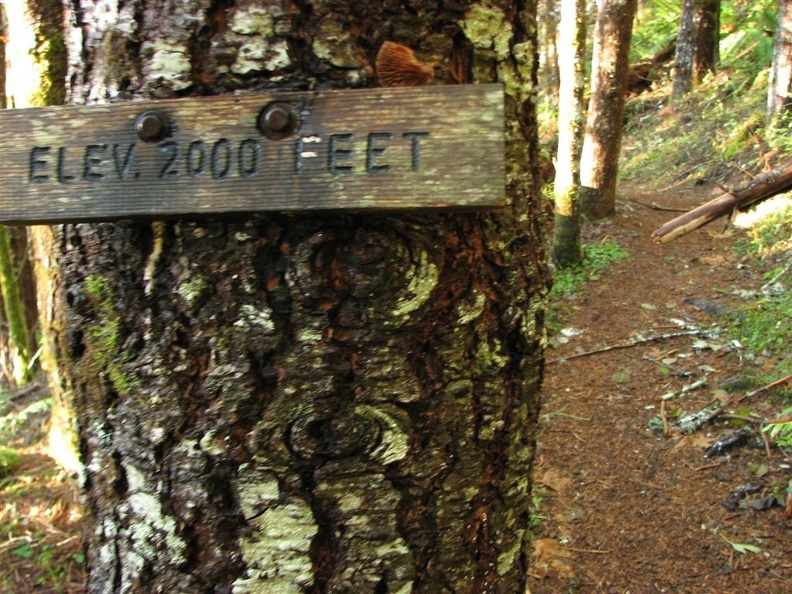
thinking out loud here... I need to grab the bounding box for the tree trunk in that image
[673,0,720,103]
[768,0,792,121]
[672,0,698,101]
[552,0,586,267]
[54,1,547,592]
[3,0,79,469]
[579,0,637,219]
[694,0,719,83]
[0,225,33,385]
[540,0,561,110]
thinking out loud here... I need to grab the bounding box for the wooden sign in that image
[0,85,504,224]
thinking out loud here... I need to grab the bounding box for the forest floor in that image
[527,183,791,594]
[1,183,790,593]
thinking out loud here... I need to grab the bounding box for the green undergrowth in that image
[730,206,792,381]
[621,0,787,188]
[548,238,629,330]
[622,77,791,188]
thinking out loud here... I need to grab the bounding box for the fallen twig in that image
[7,382,42,401]
[673,399,724,433]
[564,546,610,554]
[547,329,703,363]
[736,374,792,402]
[643,355,692,377]
[693,461,722,472]
[626,197,687,212]
[660,399,671,437]
[759,430,773,458]
[660,376,708,400]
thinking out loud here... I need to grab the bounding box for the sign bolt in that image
[258,103,299,140]
[135,111,172,142]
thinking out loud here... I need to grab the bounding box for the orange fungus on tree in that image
[376,41,435,87]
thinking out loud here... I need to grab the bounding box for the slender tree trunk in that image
[694,0,719,82]
[0,226,33,385]
[552,0,586,267]
[3,0,78,469]
[579,0,637,219]
[768,0,792,121]
[540,0,561,110]
[673,0,720,103]
[673,0,698,101]
[54,1,547,592]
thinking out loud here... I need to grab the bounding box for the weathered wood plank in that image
[0,85,505,224]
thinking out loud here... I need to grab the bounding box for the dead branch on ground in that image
[652,160,792,243]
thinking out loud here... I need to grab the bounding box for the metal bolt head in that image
[135,111,171,142]
[258,103,298,140]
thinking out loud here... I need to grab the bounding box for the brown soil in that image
[528,184,791,593]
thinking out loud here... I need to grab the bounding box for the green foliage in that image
[721,535,762,555]
[719,0,778,80]
[734,205,792,258]
[550,238,629,300]
[733,295,792,374]
[762,407,792,448]
[622,0,787,187]
[730,206,792,377]
[0,446,21,478]
[631,0,680,61]
[1,397,52,446]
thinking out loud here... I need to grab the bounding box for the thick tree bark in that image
[579,0,637,219]
[768,0,792,121]
[552,0,586,267]
[55,1,547,593]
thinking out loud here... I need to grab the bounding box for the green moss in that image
[30,0,67,106]
[0,446,21,478]
[83,275,140,398]
[390,250,438,320]
[177,277,205,307]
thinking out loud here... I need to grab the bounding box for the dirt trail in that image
[528,184,791,593]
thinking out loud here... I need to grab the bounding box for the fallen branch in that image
[736,374,792,403]
[627,197,687,212]
[652,160,792,243]
[547,329,703,363]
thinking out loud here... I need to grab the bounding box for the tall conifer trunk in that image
[56,1,547,592]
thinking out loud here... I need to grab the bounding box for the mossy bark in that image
[0,225,33,385]
[552,0,585,268]
[3,0,78,468]
[58,1,547,592]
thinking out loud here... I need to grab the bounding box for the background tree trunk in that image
[768,0,792,121]
[673,0,720,103]
[55,1,547,592]
[672,0,698,101]
[540,0,561,111]
[693,0,719,83]
[2,0,79,469]
[0,225,33,386]
[579,0,637,218]
[552,0,586,267]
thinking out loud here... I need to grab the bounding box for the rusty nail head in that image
[135,111,171,142]
[258,103,298,140]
